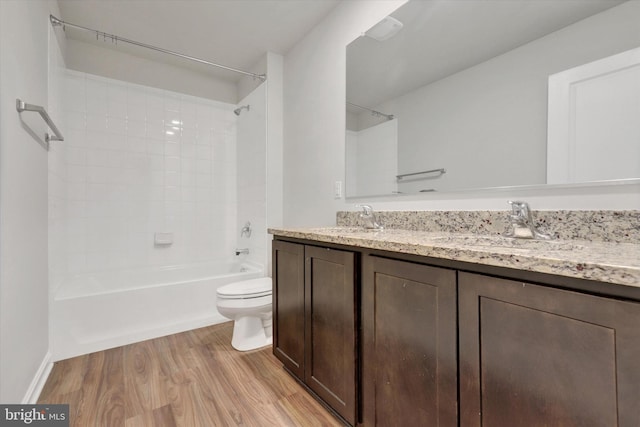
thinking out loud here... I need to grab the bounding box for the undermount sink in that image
[430,235,586,251]
[310,227,382,234]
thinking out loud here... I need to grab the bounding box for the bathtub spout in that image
[235,248,250,256]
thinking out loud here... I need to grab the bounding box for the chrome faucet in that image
[356,204,384,230]
[505,201,552,240]
[235,248,250,255]
[240,221,252,238]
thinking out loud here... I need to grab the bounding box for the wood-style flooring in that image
[38,322,344,426]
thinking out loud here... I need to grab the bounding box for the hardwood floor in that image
[38,322,345,427]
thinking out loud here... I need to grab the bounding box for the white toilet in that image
[216,277,273,351]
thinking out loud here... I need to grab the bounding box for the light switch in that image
[334,181,343,199]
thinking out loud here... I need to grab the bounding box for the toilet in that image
[216,277,272,351]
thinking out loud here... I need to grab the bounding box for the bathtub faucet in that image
[235,248,250,256]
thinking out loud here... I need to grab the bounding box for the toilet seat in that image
[217,277,272,299]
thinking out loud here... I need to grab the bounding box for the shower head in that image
[234,105,250,116]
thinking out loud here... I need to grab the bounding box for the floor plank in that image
[39,322,344,427]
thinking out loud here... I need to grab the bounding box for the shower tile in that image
[58,71,246,276]
[91,131,110,150]
[126,136,146,153]
[181,187,196,202]
[164,186,181,202]
[196,145,211,160]
[196,174,211,188]
[180,141,196,158]
[86,114,107,132]
[66,182,87,200]
[165,142,180,157]
[86,149,108,167]
[164,201,181,216]
[146,119,165,139]
[65,112,86,131]
[164,127,181,142]
[196,158,211,175]
[164,171,180,186]
[149,186,165,201]
[180,158,195,174]
[67,165,87,183]
[181,173,196,187]
[67,201,86,219]
[149,155,164,171]
[164,94,181,112]
[126,85,147,106]
[107,117,127,134]
[150,171,165,186]
[107,102,127,120]
[107,84,127,106]
[146,140,164,156]
[66,146,87,165]
[127,120,146,138]
[64,73,86,113]
[181,111,198,129]
[165,156,181,172]
[181,127,197,142]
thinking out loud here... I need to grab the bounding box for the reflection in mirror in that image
[346,0,640,198]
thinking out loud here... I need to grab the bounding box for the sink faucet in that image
[505,201,552,240]
[235,248,250,255]
[356,204,384,230]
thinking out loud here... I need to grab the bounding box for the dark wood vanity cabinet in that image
[361,256,458,427]
[272,240,357,425]
[273,236,640,427]
[272,240,305,379]
[458,272,640,427]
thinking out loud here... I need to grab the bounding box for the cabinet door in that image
[459,272,640,427]
[272,240,305,379]
[362,256,458,427]
[304,245,357,425]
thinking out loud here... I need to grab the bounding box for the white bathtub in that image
[51,261,263,361]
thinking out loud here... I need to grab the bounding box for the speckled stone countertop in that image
[268,227,640,288]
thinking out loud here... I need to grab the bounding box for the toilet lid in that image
[217,277,272,299]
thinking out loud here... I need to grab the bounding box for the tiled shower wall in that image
[55,70,238,280]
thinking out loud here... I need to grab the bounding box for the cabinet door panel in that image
[459,272,640,427]
[362,256,457,427]
[272,240,305,379]
[305,246,356,425]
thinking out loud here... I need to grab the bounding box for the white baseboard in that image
[22,351,54,404]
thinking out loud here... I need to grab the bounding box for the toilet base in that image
[231,316,272,351]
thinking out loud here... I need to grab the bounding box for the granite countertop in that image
[268,227,640,288]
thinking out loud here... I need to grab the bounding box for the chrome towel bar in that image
[16,99,64,147]
[396,168,446,181]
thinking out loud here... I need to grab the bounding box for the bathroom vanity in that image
[270,220,640,427]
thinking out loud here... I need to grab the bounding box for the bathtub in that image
[51,261,263,361]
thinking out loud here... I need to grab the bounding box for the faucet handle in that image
[508,200,532,221]
[356,204,373,216]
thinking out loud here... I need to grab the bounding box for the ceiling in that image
[347,0,627,110]
[57,0,341,83]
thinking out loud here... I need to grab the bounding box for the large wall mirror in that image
[346,0,640,199]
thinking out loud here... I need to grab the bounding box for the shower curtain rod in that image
[49,15,266,82]
[347,102,394,120]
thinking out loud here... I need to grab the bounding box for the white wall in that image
[236,83,267,268]
[283,0,639,225]
[265,52,284,275]
[0,0,62,403]
[66,38,238,104]
[283,0,407,226]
